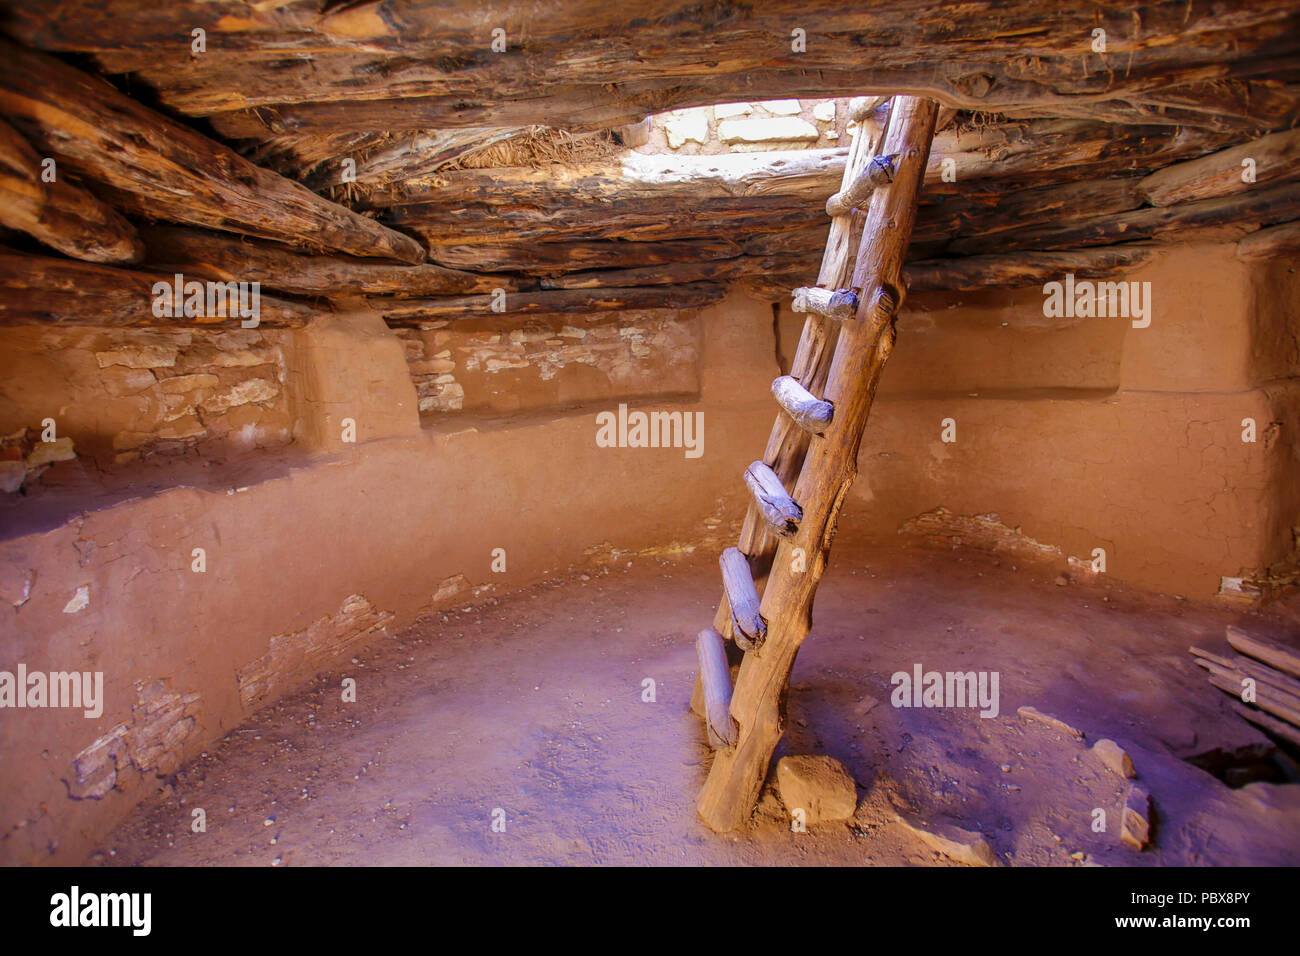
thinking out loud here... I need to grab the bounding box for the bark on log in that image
[30,0,1293,134]
[1206,673,1300,728]
[0,251,313,328]
[903,247,1159,292]
[771,376,834,436]
[1233,702,1300,747]
[0,118,141,264]
[140,226,512,297]
[947,180,1300,255]
[1236,220,1300,260]
[698,95,939,833]
[540,255,817,290]
[372,283,726,324]
[0,38,425,264]
[696,628,739,749]
[365,149,852,211]
[1138,129,1300,206]
[1226,625,1300,680]
[720,547,766,653]
[427,239,742,275]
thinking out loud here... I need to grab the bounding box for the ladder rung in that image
[771,375,833,436]
[849,95,889,125]
[791,286,858,320]
[825,154,897,217]
[744,461,802,537]
[719,547,765,651]
[696,627,738,747]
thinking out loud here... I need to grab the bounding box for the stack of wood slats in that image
[1192,626,1300,747]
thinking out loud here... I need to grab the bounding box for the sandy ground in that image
[88,538,1300,866]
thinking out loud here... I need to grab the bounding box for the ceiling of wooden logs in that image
[0,0,1298,327]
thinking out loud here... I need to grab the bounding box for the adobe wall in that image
[0,297,773,864]
[1,240,1296,863]
[826,242,1300,594]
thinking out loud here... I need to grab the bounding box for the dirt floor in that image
[87,538,1300,866]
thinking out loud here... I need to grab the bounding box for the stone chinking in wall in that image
[66,679,202,801]
[0,325,294,486]
[397,312,700,418]
[645,98,847,155]
[236,594,395,711]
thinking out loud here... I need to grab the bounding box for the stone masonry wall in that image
[0,325,292,489]
[395,310,700,418]
[642,98,851,155]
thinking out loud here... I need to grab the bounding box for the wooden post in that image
[697,95,939,832]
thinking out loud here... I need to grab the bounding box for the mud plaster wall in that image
[0,327,293,474]
[0,296,771,864]
[813,241,1300,595]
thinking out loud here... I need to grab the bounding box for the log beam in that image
[1138,128,1300,206]
[0,252,313,328]
[0,118,141,264]
[22,0,1292,134]
[0,38,425,264]
[140,227,513,297]
[947,179,1300,255]
[372,283,726,324]
[1236,220,1300,260]
[427,239,743,275]
[1227,625,1300,680]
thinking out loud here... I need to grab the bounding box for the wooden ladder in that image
[690,95,940,832]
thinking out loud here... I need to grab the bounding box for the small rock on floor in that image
[1017,705,1084,740]
[1121,784,1152,850]
[896,811,997,867]
[775,754,858,825]
[1092,738,1137,778]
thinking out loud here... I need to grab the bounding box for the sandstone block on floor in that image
[1121,784,1152,850]
[1018,705,1084,740]
[1092,738,1137,778]
[775,755,858,825]
[897,811,997,866]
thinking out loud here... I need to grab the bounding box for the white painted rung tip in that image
[744,461,802,537]
[791,286,857,320]
[771,375,833,435]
